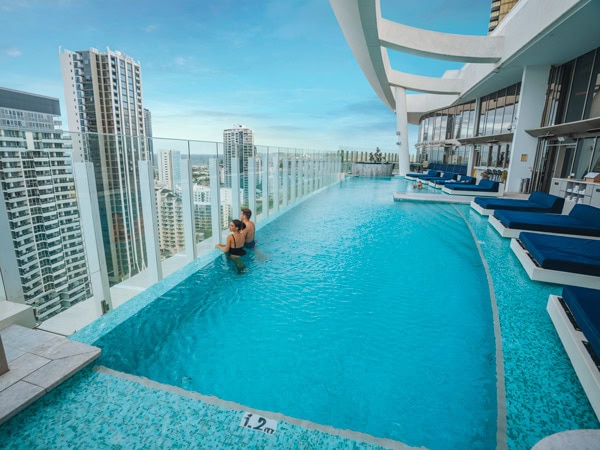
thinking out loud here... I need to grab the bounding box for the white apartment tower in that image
[60,47,150,284]
[223,125,255,199]
[158,149,181,191]
[155,187,185,258]
[0,87,92,321]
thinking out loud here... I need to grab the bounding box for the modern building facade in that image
[0,87,91,321]
[330,0,600,198]
[488,0,519,33]
[60,47,151,284]
[223,124,255,203]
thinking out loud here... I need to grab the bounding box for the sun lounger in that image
[471,191,565,216]
[511,232,600,289]
[426,173,458,187]
[442,179,503,197]
[489,204,600,238]
[547,285,600,420]
[404,169,440,181]
[430,175,476,188]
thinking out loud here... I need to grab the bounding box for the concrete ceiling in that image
[331,0,600,123]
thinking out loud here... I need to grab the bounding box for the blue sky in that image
[0,0,489,153]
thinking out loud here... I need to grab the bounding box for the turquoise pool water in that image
[95,177,497,449]
[1,177,598,449]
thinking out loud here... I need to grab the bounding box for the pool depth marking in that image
[240,412,277,435]
[94,366,419,449]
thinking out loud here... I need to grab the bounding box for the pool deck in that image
[0,325,100,426]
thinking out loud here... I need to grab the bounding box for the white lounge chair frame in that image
[442,183,504,197]
[489,215,600,240]
[470,201,494,215]
[510,238,600,289]
[547,294,600,420]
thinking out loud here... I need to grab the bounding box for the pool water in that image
[96,177,498,449]
[3,176,598,450]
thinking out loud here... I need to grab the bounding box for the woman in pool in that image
[215,219,247,257]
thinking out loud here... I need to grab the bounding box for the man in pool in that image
[241,208,256,249]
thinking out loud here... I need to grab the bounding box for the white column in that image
[298,158,304,198]
[139,160,162,283]
[248,157,257,217]
[209,158,222,244]
[0,190,24,303]
[73,162,112,314]
[231,156,241,219]
[272,153,280,213]
[282,156,289,208]
[506,65,551,193]
[394,86,411,176]
[262,154,269,217]
[180,157,196,261]
[467,98,482,177]
[290,158,297,203]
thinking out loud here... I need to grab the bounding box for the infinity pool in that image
[95,177,498,449]
[2,177,598,449]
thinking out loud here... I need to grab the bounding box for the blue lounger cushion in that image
[494,204,600,236]
[445,179,499,192]
[454,175,476,184]
[474,191,564,213]
[562,285,600,358]
[405,169,440,179]
[519,232,600,276]
[428,173,457,183]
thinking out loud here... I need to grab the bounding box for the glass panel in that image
[188,140,218,243]
[478,99,488,136]
[565,51,595,123]
[590,137,600,172]
[585,50,600,119]
[572,137,595,178]
[553,144,576,178]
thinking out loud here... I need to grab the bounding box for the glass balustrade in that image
[0,131,342,327]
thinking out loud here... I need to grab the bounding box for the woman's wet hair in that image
[231,219,245,231]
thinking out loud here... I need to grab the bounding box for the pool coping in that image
[0,325,101,426]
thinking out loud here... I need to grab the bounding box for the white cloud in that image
[173,56,187,66]
[6,48,22,57]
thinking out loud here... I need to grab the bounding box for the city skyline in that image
[0,0,489,152]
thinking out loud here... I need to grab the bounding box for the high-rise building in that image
[488,0,519,33]
[155,187,185,258]
[157,149,181,191]
[60,47,150,284]
[0,87,91,321]
[223,124,255,202]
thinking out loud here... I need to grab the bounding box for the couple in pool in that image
[215,208,256,258]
